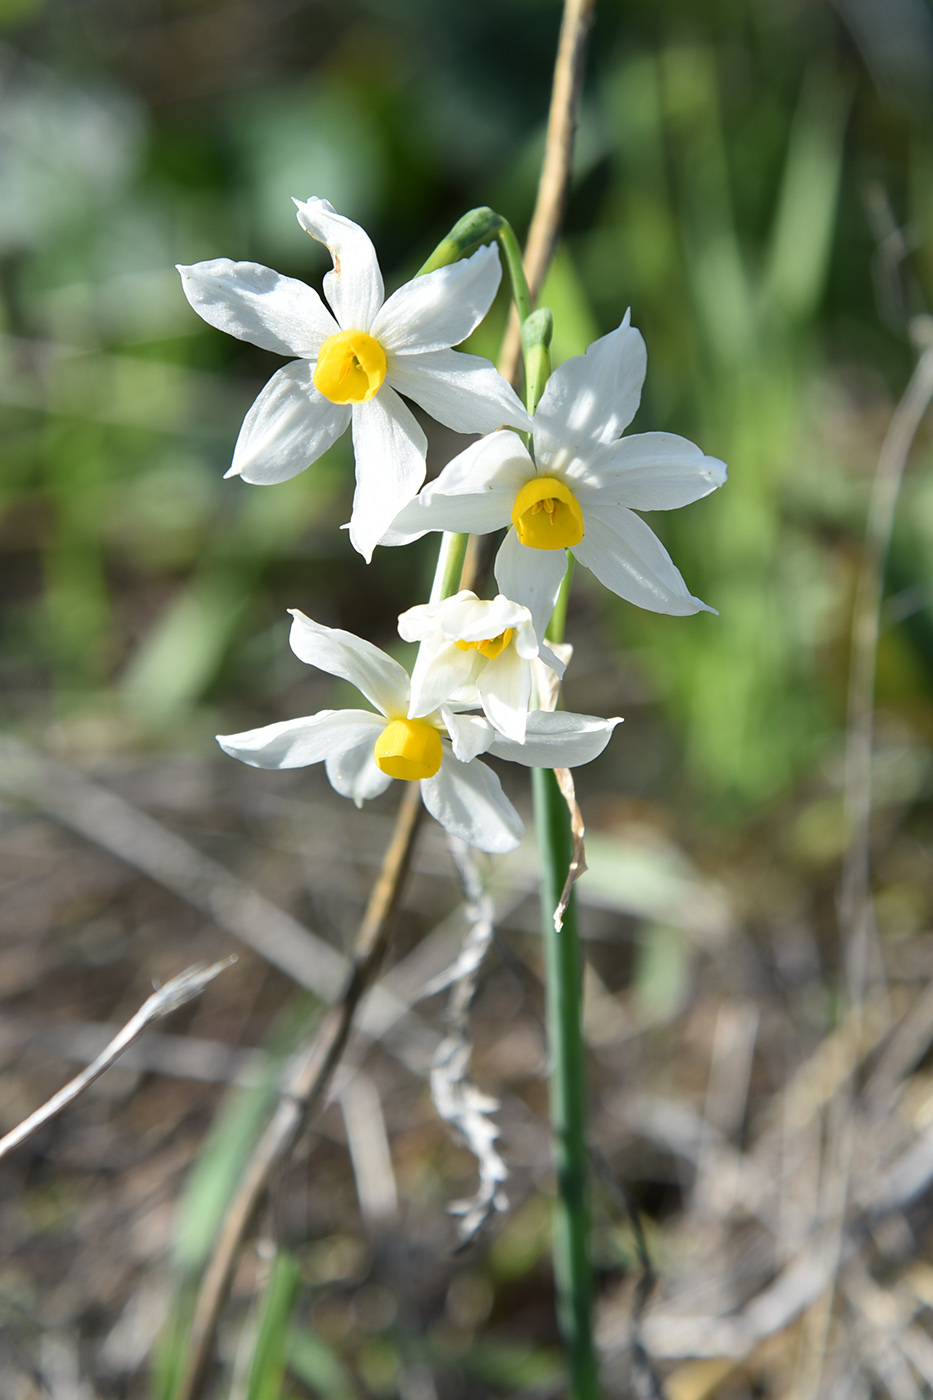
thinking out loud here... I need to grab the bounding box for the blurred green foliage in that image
[2,0,933,819]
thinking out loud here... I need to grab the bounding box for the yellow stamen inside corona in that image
[313,330,387,404]
[511,476,584,550]
[455,628,514,661]
[374,718,443,781]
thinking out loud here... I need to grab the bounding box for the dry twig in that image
[176,784,422,1400]
[498,0,596,383]
[0,958,234,1161]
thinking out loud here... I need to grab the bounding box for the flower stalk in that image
[520,291,599,1398]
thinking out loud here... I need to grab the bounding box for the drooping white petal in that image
[408,638,476,719]
[373,243,502,353]
[494,528,568,642]
[293,196,384,331]
[438,592,533,643]
[420,751,524,853]
[227,360,350,484]
[479,646,532,742]
[288,611,412,717]
[533,312,647,468]
[572,505,713,615]
[348,388,428,561]
[177,260,338,357]
[217,709,383,770]
[387,347,531,434]
[380,431,529,546]
[441,709,496,763]
[325,730,394,807]
[489,710,621,768]
[585,432,728,510]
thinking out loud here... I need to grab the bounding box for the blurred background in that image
[4,0,933,1396]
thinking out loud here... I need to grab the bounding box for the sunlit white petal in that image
[217,709,382,770]
[348,388,428,562]
[489,710,621,768]
[573,505,712,615]
[479,647,531,742]
[421,751,524,853]
[408,638,476,718]
[441,709,496,763]
[177,260,337,357]
[228,361,350,483]
[533,312,646,468]
[373,243,502,352]
[586,432,728,510]
[293,196,384,330]
[381,431,528,545]
[494,529,568,642]
[325,732,394,807]
[388,347,531,434]
[288,610,412,717]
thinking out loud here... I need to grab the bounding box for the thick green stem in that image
[429,530,469,603]
[533,529,595,1395]
[533,766,599,1400]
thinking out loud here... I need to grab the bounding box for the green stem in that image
[535,528,594,1393]
[429,530,469,603]
[496,219,533,328]
[548,553,574,646]
[532,766,599,1400]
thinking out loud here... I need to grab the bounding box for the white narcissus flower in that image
[216,610,620,855]
[177,197,531,562]
[399,590,563,744]
[383,312,727,636]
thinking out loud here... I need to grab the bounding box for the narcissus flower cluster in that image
[180,200,726,850]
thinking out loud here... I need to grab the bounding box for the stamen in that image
[454,628,515,661]
[511,476,584,550]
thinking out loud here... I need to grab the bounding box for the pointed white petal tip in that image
[222,462,243,480]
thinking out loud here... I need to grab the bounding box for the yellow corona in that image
[313,330,387,404]
[374,717,443,781]
[454,628,514,660]
[511,476,584,549]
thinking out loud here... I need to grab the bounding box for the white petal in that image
[348,388,427,562]
[420,752,524,853]
[380,431,529,546]
[572,505,713,615]
[217,709,382,769]
[177,260,337,357]
[228,360,350,484]
[494,528,568,641]
[479,646,531,742]
[373,243,502,352]
[587,432,727,510]
[325,733,393,806]
[388,347,531,433]
[489,710,621,768]
[288,610,411,717]
[441,709,496,762]
[293,196,384,331]
[439,592,533,642]
[408,638,476,718]
[533,312,646,466]
[397,598,446,644]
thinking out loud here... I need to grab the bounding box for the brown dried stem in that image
[498,0,596,385]
[176,783,422,1400]
[0,958,234,1162]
